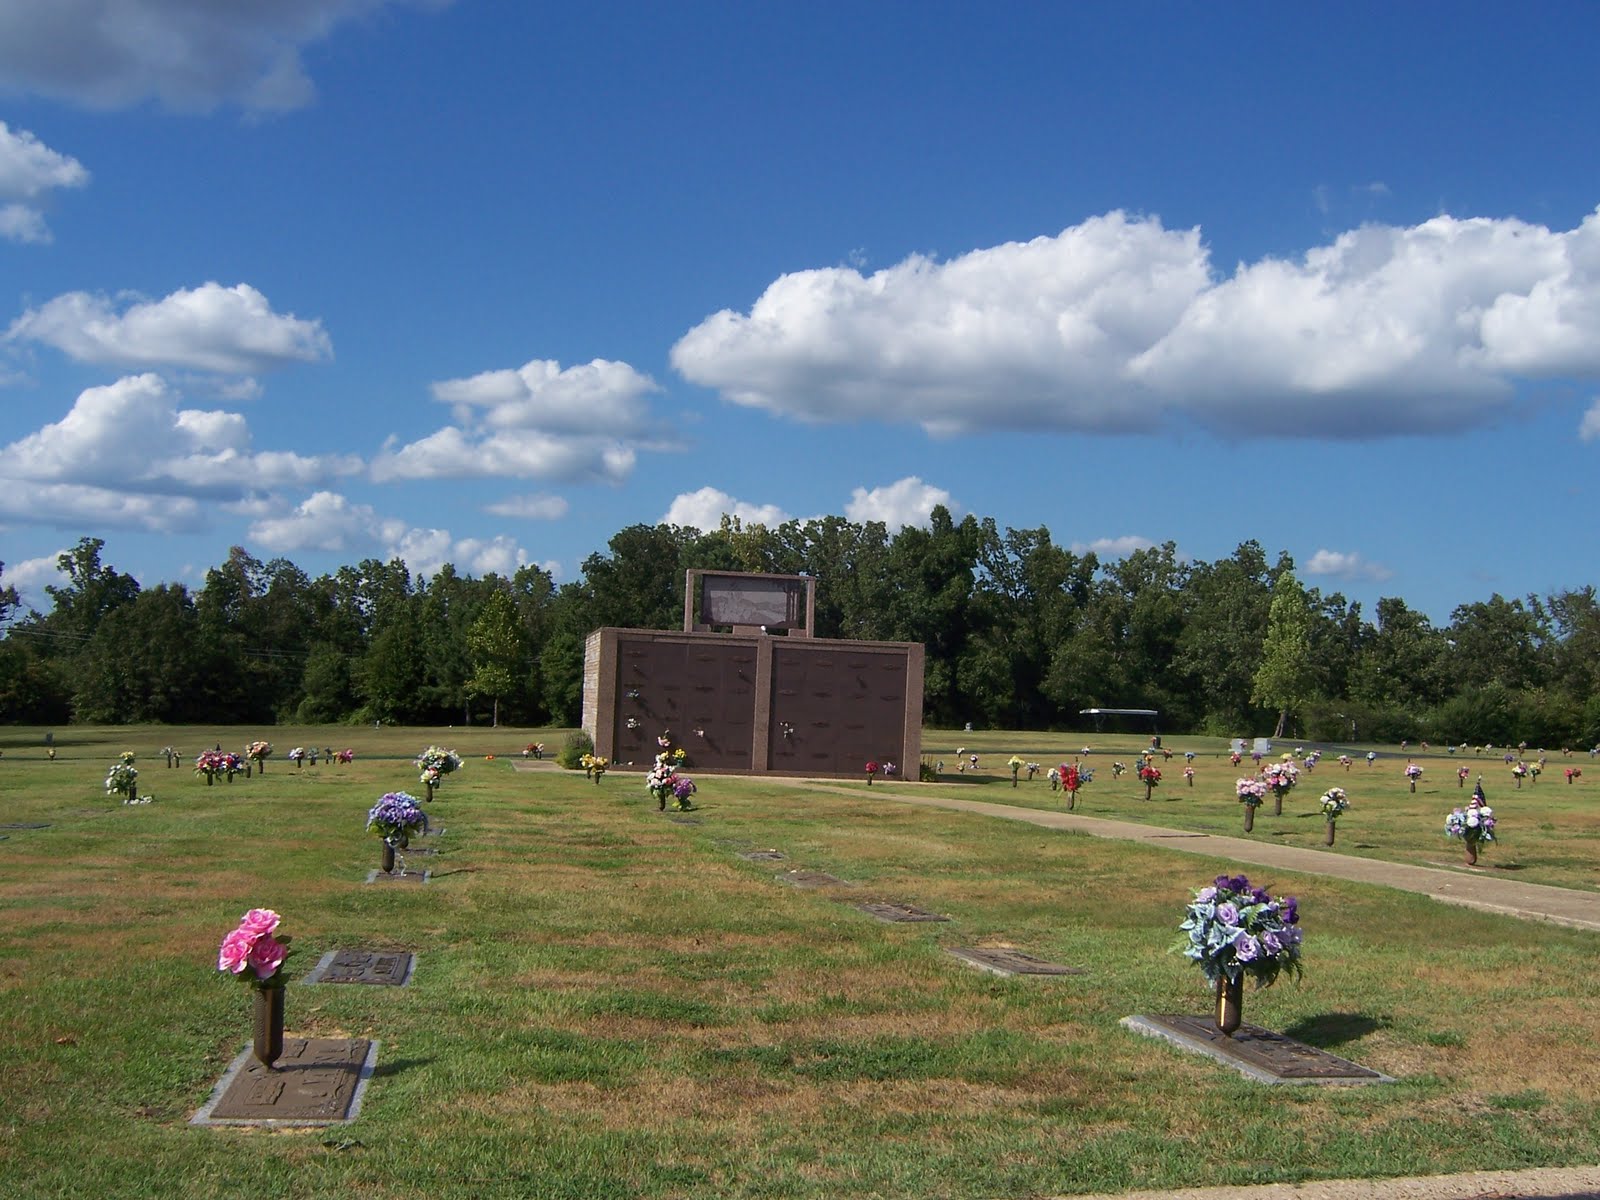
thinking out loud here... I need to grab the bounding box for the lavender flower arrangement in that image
[367,791,429,847]
[1175,874,1303,987]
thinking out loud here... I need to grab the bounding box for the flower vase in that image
[1465,840,1478,866]
[1409,780,1416,793]
[1325,820,1336,846]
[1144,784,1154,801]
[1011,775,1018,789]
[381,841,396,874]
[1187,775,1194,787]
[1273,793,1282,817]
[1243,805,1255,832]
[1066,791,1076,811]
[1215,974,1243,1037]
[206,773,214,786]
[425,781,434,803]
[252,983,284,1069]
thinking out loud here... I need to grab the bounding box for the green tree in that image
[1252,570,1317,738]
[466,589,527,727]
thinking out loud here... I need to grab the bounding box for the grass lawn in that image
[914,728,1600,892]
[3,723,1599,1199]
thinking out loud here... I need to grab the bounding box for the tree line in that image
[3,510,1599,747]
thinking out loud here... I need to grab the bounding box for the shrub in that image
[558,729,595,770]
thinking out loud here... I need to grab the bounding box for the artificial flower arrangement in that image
[1047,766,1061,791]
[1566,767,1583,784]
[1404,762,1423,792]
[105,752,140,802]
[217,906,291,1068]
[1445,788,1495,864]
[1007,755,1025,787]
[367,791,429,848]
[1320,786,1348,845]
[1338,754,1352,770]
[218,907,290,986]
[288,746,306,768]
[1263,761,1298,814]
[1138,764,1162,798]
[865,759,880,786]
[1059,761,1091,809]
[1511,762,1527,787]
[1025,761,1040,781]
[367,791,429,876]
[523,742,545,759]
[646,751,697,811]
[1183,765,1195,786]
[416,746,463,795]
[247,741,273,771]
[1236,776,1268,830]
[334,748,355,764]
[194,749,243,784]
[1111,761,1127,778]
[580,752,608,782]
[1366,751,1377,766]
[1174,873,1302,1035]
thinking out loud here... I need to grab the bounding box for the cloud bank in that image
[8,282,332,375]
[673,207,1600,439]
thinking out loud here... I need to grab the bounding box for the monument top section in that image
[684,570,815,637]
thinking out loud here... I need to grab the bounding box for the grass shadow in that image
[1282,1012,1389,1048]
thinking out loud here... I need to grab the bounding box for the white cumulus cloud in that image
[0,374,361,519]
[844,477,954,529]
[7,282,332,375]
[374,356,664,485]
[0,0,454,113]
[673,207,1600,439]
[0,120,88,243]
[1304,549,1395,582]
[432,358,659,435]
[483,493,570,520]
[249,490,528,579]
[660,486,791,531]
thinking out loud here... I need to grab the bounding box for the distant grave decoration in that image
[415,746,462,801]
[1319,787,1349,845]
[105,751,141,803]
[247,741,273,774]
[645,739,696,811]
[1236,776,1267,831]
[1445,785,1495,867]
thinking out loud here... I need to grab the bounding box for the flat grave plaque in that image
[855,902,949,923]
[1122,1015,1393,1085]
[421,826,445,838]
[667,815,702,825]
[303,948,415,987]
[946,947,1085,976]
[405,845,440,856]
[364,869,430,885]
[0,822,51,830]
[776,869,847,889]
[739,849,786,862]
[192,1037,377,1125]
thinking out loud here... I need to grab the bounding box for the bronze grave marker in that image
[192,1037,378,1125]
[1122,1015,1393,1085]
[855,902,949,923]
[303,948,415,987]
[946,947,1085,976]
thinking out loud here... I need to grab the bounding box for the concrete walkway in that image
[1064,1165,1600,1200]
[843,788,1600,933]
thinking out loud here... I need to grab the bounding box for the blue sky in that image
[3,1,1599,624]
